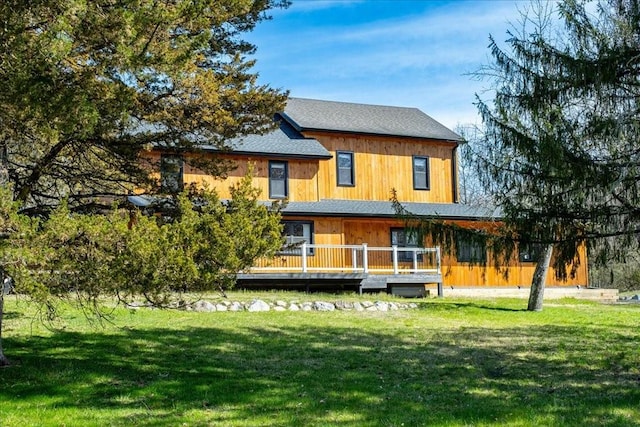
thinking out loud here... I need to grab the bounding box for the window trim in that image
[269,160,288,199]
[279,220,314,256]
[455,238,487,263]
[412,155,430,190]
[160,154,184,193]
[336,150,355,187]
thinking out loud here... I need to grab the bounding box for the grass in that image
[1,293,639,426]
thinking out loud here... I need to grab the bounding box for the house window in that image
[336,151,355,186]
[413,156,430,190]
[519,243,543,263]
[390,228,422,262]
[160,154,183,193]
[280,221,313,255]
[456,238,486,263]
[269,161,288,199]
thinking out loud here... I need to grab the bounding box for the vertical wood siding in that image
[307,217,588,287]
[144,128,458,204]
[303,131,457,203]
[142,152,320,202]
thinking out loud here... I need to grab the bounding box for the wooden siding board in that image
[147,130,457,205]
[302,132,455,203]
[298,216,588,287]
[180,155,319,202]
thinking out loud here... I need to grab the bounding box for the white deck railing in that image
[249,243,441,275]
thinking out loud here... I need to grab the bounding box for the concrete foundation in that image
[440,287,618,302]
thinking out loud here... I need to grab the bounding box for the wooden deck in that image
[239,244,443,297]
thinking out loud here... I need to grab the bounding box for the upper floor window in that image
[456,238,486,263]
[160,154,183,193]
[390,227,422,262]
[337,151,355,186]
[269,161,288,199]
[413,156,430,190]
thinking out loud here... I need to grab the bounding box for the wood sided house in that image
[135,98,589,296]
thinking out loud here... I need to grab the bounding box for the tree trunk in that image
[0,280,9,366]
[0,143,7,185]
[0,149,11,365]
[527,244,554,311]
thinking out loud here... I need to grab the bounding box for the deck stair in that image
[360,275,388,290]
[361,274,443,297]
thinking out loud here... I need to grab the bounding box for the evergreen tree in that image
[0,0,289,214]
[0,173,283,365]
[395,0,640,309]
[0,0,289,365]
[474,0,640,308]
[0,185,38,365]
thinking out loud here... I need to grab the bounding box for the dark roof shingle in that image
[281,97,463,142]
[128,196,500,220]
[282,199,500,220]
[199,120,331,159]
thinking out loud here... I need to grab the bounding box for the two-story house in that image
[140,97,588,294]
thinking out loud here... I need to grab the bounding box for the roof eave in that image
[278,125,463,144]
[200,148,332,160]
[281,210,500,221]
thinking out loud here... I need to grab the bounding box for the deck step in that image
[360,276,388,289]
[386,274,442,284]
[360,274,443,289]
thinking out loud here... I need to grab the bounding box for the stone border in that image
[443,287,619,302]
[126,299,421,312]
[618,294,640,303]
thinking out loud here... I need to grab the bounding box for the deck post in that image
[352,247,357,272]
[436,246,443,297]
[392,245,398,274]
[362,243,369,273]
[302,243,308,273]
[412,249,418,272]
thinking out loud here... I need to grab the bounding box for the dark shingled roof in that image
[282,199,501,220]
[281,97,464,142]
[127,196,500,220]
[199,120,331,159]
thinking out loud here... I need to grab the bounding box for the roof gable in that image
[281,97,463,142]
[199,119,332,159]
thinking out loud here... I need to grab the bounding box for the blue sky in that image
[246,0,533,130]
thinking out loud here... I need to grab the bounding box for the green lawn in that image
[1,294,639,426]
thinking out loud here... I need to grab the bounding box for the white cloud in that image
[285,0,366,13]
[249,0,538,129]
[257,1,523,72]
[336,3,518,43]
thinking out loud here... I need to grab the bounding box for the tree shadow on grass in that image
[427,301,527,312]
[1,317,639,426]
[1,310,26,320]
